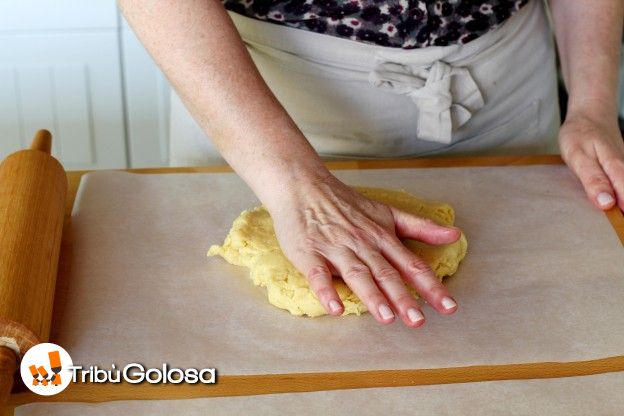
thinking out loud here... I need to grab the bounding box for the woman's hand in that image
[559,112,624,211]
[264,171,462,328]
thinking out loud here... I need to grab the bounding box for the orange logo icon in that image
[20,343,73,396]
[28,350,63,387]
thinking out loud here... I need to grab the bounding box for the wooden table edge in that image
[8,355,624,406]
[8,155,622,410]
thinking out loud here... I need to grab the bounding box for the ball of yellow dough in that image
[207,187,468,317]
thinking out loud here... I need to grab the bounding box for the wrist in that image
[241,150,333,210]
[566,95,619,125]
[562,108,619,132]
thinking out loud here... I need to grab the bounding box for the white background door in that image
[0,0,171,169]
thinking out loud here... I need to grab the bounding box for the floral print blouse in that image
[222,0,530,49]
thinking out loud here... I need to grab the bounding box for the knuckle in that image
[307,265,330,283]
[373,266,401,283]
[313,223,346,244]
[394,293,417,307]
[314,287,335,300]
[349,226,368,240]
[586,173,609,187]
[563,144,584,159]
[350,226,376,245]
[350,222,391,245]
[405,258,432,277]
[376,228,397,244]
[343,263,371,281]
[564,148,590,170]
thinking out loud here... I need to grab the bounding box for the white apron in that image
[169,0,560,166]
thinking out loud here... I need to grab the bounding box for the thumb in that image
[571,154,616,210]
[390,206,461,245]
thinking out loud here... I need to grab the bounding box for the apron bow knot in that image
[368,60,484,144]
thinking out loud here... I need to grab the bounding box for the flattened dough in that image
[207,187,468,317]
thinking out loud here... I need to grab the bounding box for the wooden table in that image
[7,155,624,411]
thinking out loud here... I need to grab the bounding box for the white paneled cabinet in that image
[0,32,127,169]
[0,1,171,169]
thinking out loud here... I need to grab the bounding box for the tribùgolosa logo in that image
[20,343,73,396]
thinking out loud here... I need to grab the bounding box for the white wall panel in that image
[0,31,127,169]
[52,64,96,166]
[0,68,24,152]
[0,0,117,32]
[1,1,174,169]
[14,66,60,155]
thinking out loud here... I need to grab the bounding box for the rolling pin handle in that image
[30,130,52,154]
[0,347,17,406]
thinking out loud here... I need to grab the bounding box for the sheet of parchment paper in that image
[15,372,624,415]
[53,165,624,374]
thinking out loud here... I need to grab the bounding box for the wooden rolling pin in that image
[0,130,67,405]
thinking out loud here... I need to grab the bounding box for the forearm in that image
[118,0,328,205]
[549,0,623,122]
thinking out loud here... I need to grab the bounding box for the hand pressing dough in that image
[207,187,468,317]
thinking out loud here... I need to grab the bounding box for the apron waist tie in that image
[368,60,485,144]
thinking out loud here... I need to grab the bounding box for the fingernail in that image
[378,304,394,320]
[407,308,424,323]
[329,299,342,314]
[441,297,457,310]
[597,192,615,207]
